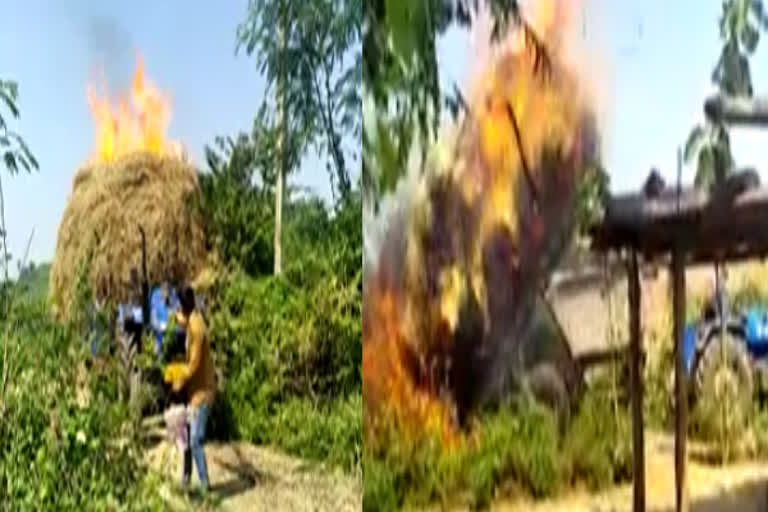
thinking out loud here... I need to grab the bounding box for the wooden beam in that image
[704,94,768,126]
[672,245,689,512]
[628,250,645,512]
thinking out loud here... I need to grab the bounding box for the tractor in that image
[680,269,768,411]
[113,283,189,362]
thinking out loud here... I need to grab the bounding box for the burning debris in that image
[363,0,601,442]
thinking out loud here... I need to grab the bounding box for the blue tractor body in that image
[684,306,768,375]
[743,308,768,356]
[89,283,187,360]
[682,289,768,401]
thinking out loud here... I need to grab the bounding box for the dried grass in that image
[50,151,209,319]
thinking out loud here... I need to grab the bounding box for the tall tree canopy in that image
[236,0,362,201]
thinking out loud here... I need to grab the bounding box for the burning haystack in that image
[363,0,601,441]
[50,57,208,319]
[50,152,207,319]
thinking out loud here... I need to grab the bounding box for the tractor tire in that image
[526,362,571,433]
[692,331,753,440]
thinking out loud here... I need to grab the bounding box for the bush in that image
[197,142,363,473]
[208,270,361,471]
[198,191,363,473]
[0,298,165,510]
[561,385,632,490]
[363,385,631,511]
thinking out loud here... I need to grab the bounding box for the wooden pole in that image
[673,145,688,512]
[628,249,645,511]
[672,245,688,512]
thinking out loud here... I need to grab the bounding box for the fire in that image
[364,0,598,446]
[86,56,182,163]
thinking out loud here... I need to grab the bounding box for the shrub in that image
[363,380,632,511]
[0,298,165,510]
[561,384,632,490]
[208,270,361,471]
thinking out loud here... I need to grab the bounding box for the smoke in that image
[363,160,421,279]
[84,15,134,93]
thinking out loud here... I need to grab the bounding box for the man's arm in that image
[175,317,203,388]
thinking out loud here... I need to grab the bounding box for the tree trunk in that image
[274,7,285,276]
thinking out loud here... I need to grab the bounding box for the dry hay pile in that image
[50,151,208,319]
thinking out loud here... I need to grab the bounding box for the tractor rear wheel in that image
[692,331,753,442]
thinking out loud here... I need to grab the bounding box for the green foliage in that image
[713,0,768,95]
[0,79,38,175]
[199,176,362,472]
[561,385,632,491]
[0,298,165,510]
[686,0,768,189]
[363,386,631,511]
[200,131,275,277]
[574,162,610,236]
[14,261,50,303]
[684,122,734,188]
[237,0,361,200]
[209,270,362,470]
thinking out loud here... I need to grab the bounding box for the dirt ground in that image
[423,431,768,512]
[144,433,362,511]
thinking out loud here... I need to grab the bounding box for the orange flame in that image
[86,55,182,163]
[364,0,596,448]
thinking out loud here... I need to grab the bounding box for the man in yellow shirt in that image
[171,286,216,492]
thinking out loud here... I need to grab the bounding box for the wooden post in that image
[672,245,688,512]
[628,250,645,511]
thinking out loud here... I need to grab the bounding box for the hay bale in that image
[50,151,208,319]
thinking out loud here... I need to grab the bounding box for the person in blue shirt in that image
[151,282,172,359]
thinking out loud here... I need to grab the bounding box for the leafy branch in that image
[685,0,768,189]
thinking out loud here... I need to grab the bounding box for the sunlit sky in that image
[3,0,768,269]
[0,0,341,270]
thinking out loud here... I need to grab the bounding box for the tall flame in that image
[86,55,182,163]
[364,0,598,447]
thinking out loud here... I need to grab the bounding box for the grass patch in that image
[363,384,631,511]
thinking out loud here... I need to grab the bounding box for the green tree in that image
[236,0,361,275]
[200,105,313,277]
[685,0,768,188]
[362,0,552,210]
[200,131,274,277]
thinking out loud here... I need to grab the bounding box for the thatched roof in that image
[50,151,209,319]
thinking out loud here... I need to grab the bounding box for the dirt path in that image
[144,436,361,511]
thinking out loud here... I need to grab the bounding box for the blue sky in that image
[0,0,337,269]
[436,0,768,194]
[3,0,768,269]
